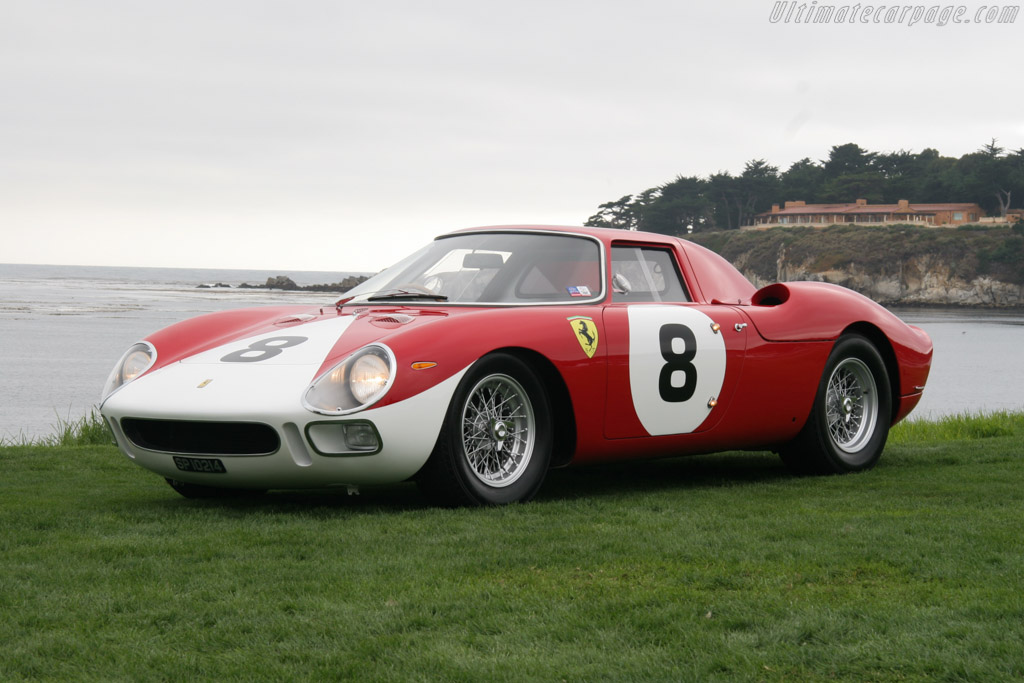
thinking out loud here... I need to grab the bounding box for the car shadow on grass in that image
[144,450,794,514]
[537,450,792,503]
[144,481,427,515]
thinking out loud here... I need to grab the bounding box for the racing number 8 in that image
[221,336,308,363]
[658,324,697,402]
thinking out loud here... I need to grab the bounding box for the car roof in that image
[444,224,670,241]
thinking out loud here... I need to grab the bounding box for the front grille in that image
[120,418,280,456]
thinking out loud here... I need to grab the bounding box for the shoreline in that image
[882,301,1024,311]
[197,274,370,293]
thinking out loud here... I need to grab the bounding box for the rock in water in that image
[265,276,299,290]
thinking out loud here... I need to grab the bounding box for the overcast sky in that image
[2,0,1021,272]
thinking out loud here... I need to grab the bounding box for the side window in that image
[610,246,690,303]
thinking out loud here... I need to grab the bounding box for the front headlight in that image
[303,344,395,415]
[101,342,157,401]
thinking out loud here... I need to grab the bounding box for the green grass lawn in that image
[2,415,1023,681]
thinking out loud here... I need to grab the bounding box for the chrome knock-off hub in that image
[491,419,508,450]
[842,396,855,422]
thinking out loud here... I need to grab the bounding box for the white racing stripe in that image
[181,317,354,366]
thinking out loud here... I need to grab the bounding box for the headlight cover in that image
[303,344,396,415]
[101,342,157,402]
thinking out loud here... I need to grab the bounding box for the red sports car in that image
[100,226,932,505]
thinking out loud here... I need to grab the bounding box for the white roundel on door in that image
[627,306,727,436]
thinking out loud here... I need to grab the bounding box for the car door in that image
[602,242,749,440]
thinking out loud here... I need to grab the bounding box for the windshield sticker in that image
[567,286,591,297]
[567,316,599,358]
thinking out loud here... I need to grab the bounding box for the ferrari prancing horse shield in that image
[568,316,598,358]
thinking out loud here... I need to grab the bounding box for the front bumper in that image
[101,362,466,490]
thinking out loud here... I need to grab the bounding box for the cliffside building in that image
[748,199,985,228]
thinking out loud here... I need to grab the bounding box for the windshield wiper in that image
[367,290,449,302]
[335,288,449,308]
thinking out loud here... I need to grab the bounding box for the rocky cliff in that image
[687,225,1024,307]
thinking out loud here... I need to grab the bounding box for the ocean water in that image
[0,264,367,441]
[887,307,1024,419]
[1,263,1021,441]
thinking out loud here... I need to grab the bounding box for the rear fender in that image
[744,282,932,424]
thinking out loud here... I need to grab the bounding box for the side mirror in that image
[612,273,632,294]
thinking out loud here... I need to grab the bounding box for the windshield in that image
[342,231,604,305]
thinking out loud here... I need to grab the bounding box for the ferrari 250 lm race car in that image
[100,225,932,505]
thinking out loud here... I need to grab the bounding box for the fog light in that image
[306,421,382,456]
[344,423,379,450]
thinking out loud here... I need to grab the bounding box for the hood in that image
[139,304,453,380]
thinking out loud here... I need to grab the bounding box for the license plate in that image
[173,456,227,474]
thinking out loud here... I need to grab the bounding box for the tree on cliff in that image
[586,195,640,230]
[780,157,825,203]
[585,140,1024,233]
[822,143,876,178]
[957,139,1024,218]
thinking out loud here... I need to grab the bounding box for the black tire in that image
[164,478,266,499]
[416,353,553,506]
[779,335,892,475]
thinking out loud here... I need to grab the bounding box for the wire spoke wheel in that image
[778,335,891,475]
[825,357,879,457]
[417,352,552,506]
[461,373,536,487]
